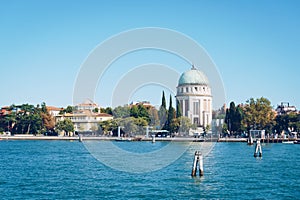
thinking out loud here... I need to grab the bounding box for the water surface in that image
[0,140,299,199]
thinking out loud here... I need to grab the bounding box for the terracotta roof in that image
[47,106,63,111]
[96,113,113,117]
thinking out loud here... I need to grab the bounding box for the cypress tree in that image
[176,100,182,118]
[158,91,167,129]
[165,95,175,132]
[162,91,166,109]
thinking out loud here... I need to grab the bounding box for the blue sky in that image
[0,0,299,109]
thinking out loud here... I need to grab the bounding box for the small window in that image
[186,87,189,92]
[194,87,198,91]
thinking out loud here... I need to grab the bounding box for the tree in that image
[113,105,130,118]
[165,95,176,132]
[148,107,160,128]
[98,119,118,135]
[242,97,275,133]
[55,119,74,136]
[225,102,244,135]
[274,113,300,134]
[41,112,55,132]
[158,91,167,129]
[101,107,113,115]
[59,106,73,114]
[162,91,166,109]
[11,104,43,134]
[130,105,139,118]
[176,116,193,135]
[136,104,150,123]
[176,100,182,118]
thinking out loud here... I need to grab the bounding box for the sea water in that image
[0,140,299,199]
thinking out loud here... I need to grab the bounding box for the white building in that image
[176,66,212,128]
[56,100,113,133]
[46,106,63,117]
[276,102,297,115]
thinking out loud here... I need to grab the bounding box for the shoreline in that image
[0,135,299,143]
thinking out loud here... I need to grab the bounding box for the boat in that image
[282,141,294,144]
[294,141,300,144]
[115,137,132,142]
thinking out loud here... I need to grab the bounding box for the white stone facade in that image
[176,67,212,128]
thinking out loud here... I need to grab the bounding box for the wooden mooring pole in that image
[152,135,156,143]
[247,134,253,145]
[254,139,262,157]
[191,151,204,177]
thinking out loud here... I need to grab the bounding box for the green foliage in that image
[8,104,43,134]
[59,105,73,114]
[65,106,73,113]
[222,123,229,134]
[137,104,150,122]
[274,113,300,134]
[162,91,166,109]
[98,117,148,136]
[164,95,176,132]
[129,104,150,122]
[112,105,130,118]
[225,102,243,134]
[158,106,167,129]
[98,119,118,135]
[55,118,74,136]
[176,100,182,118]
[100,107,113,115]
[242,97,275,132]
[148,107,160,128]
[130,105,139,118]
[176,116,193,135]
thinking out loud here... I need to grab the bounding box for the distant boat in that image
[282,141,294,144]
[294,141,300,144]
[115,137,132,142]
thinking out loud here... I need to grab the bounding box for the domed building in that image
[176,66,212,129]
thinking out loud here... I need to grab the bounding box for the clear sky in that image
[1,0,299,109]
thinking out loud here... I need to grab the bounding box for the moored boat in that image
[115,137,132,142]
[282,141,294,144]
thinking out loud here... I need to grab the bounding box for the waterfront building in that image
[46,106,63,117]
[55,99,113,134]
[276,102,297,115]
[74,99,100,111]
[176,65,212,130]
[129,101,153,109]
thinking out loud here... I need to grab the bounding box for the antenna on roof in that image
[191,64,197,70]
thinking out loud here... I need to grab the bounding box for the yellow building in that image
[56,99,113,133]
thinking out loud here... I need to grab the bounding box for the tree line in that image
[0,103,74,135]
[99,91,195,136]
[224,97,300,136]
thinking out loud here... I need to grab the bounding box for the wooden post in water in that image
[191,151,204,177]
[247,134,253,145]
[146,126,150,138]
[254,139,262,157]
[118,126,121,138]
[152,135,156,143]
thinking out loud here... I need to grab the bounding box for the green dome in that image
[178,68,209,86]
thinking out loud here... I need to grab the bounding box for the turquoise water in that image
[0,140,299,199]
